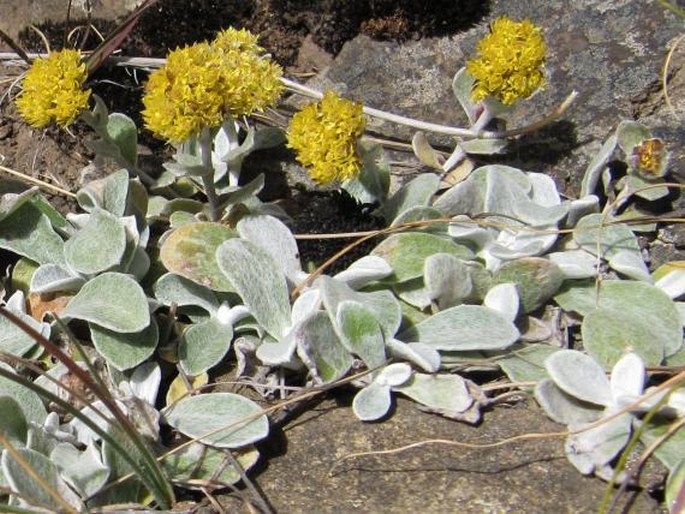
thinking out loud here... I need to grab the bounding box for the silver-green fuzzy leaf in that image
[63,272,150,332]
[165,393,269,449]
[399,304,519,351]
[216,238,291,340]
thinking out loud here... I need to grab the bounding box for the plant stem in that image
[281,77,483,137]
[223,120,241,187]
[199,127,220,221]
[441,106,494,173]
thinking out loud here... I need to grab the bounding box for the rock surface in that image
[315,0,685,197]
[220,396,662,513]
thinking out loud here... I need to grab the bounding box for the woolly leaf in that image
[399,304,519,351]
[64,272,149,332]
[336,301,386,370]
[90,319,158,371]
[545,350,612,406]
[64,208,127,275]
[394,373,475,419]
[371,232,473,283]
[165,393,269,449]
[352,382,392,421]
[2,447,85,511]
[492,257,564,313]
[179,319,233,376]
[160,222,236,292]
[217,238,291,340]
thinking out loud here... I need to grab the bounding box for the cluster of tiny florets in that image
[142,28,283,143]
[466,16,546,105]
[286,91,367,185]
[15,49,91,128]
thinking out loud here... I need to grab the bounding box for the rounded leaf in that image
[352,382,392,421]
[179,319,233,376]
[556,281,682,361]
[336,301,387,370]
[0,309,49,357]
[653,260,685,299]
[381,173,441,222]
[583,309,665,367]
[610,353,645,406]
[236,214,302,283]
[573,214,649,281]
[385,340,441,373]
[163,442,259,488]
[483,282,520,323]
[424,253,472,307]
[534,379,603,425]
[394,373,474,418]
[160,222,236,292]
[376,362,413,387]
[398,304,519,351]
[492,257,564,313]
[76,168,130,216]
[295,312,352,384]
[2,447,85,511]
[90,319,158,371]
[371,232,473,283]
[333,256,393,290]
[64,208,127,275]
[0,363,47,425]
[0,203,66,266]
[545,350,612,406]
[63,272,150,332]
[153,272,218,315]
[50,442,109,497]
[165,393,269,449]
[565,413,632,475]
[217,238,291,340]
[30,263,85,294]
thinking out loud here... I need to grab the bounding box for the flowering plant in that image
[0,10,682,513]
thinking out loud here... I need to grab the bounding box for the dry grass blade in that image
[0,161,76,198]
[662,33,685,113]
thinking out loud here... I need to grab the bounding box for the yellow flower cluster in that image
[287,91,366,185]
[142,28,283,143]
[466,16,546,106]
[15,49,91,128]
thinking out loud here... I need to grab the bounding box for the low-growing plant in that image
[0,6,681,512]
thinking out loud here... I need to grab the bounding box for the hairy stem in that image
[199,127,220,221]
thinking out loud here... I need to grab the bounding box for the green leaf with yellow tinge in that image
[160,222,236,292]
[371,232,473,283]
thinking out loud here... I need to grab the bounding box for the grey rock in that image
[313,0,685,196]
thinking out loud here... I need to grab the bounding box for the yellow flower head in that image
[210,28,283,119]
[142,42,229,143]
[287,91,366,184]
[466,16,546,105]
[142,29,283,143]
[213,27,263,54]
[15,49,91,128]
